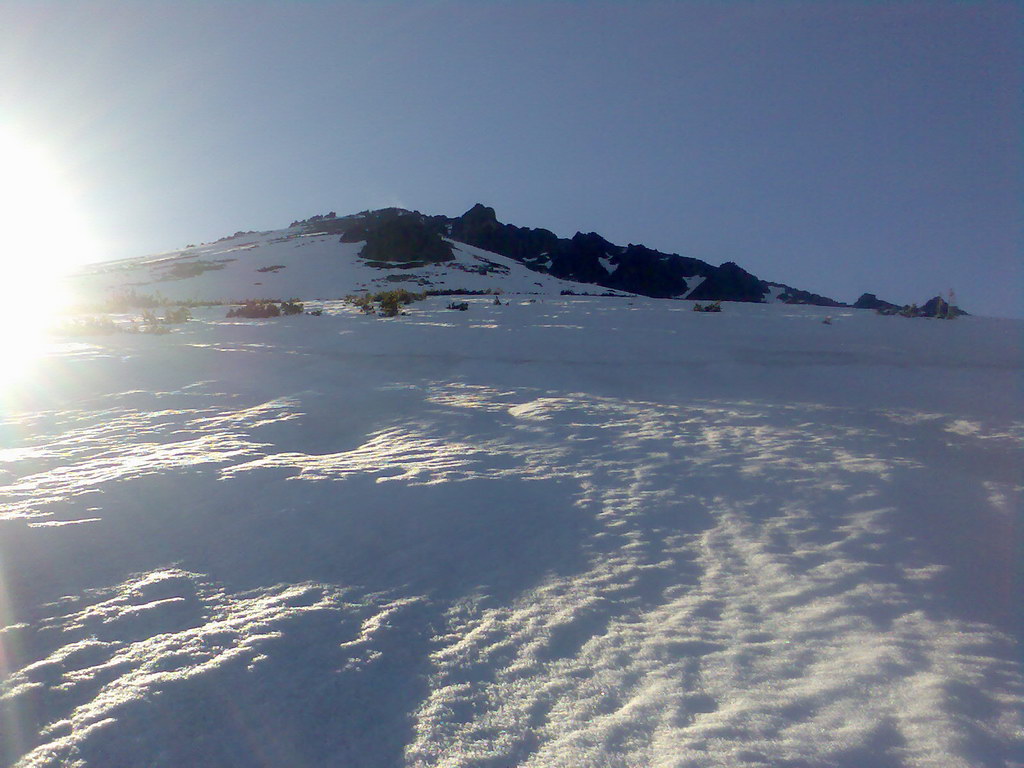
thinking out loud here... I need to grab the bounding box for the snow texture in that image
[1,242,1022,767]
[72,228,594,303]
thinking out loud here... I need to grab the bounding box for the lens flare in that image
[0,129,101,372]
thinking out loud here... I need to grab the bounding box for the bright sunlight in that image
[0,128,101,371]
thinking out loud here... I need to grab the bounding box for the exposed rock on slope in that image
[343,210,454,265]
[302,204,845,305]
[853,292,902,312]
[688,261,765,303]
[447,204,847,303]
[855,292,969,317]
[139,204,959,312]
[448,204,713,300]
[766,282,847,307]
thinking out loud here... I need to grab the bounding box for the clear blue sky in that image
[1,1,1019,316]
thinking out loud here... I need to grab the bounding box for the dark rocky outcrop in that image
[444,206,857,304]
[688,262,764,302]
[920,295,968,318]
[769,284,847,308]
[287,203,950,310]
[337,209,454,264]
[853,293,901,312]
[853,292,968,318]
[448,205,734,300]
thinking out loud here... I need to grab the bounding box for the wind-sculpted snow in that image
[0,298,1021,766]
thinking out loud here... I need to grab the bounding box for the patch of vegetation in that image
[158,307,192,324]
[379,292,402,317]
[560,289,626,297]
[136,311,173,334]
[343,289,426,317]
[224,299,305,319]
[227,301,280,318]
[345,294,377,314]
[423,288,502,297]
[56,305,191,337]
[692,300,723,312]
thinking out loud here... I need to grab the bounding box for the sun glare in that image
[0,129,101,369]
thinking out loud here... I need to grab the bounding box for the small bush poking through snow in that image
[227,301,281,319]
[137,311,173,334]
[162,306,192,324]
[345,294,377,314]
[344,289,425,317]
[224,300,304,319]
[56,305,191,336]
[379,292,401,317]
[693,300,723,312]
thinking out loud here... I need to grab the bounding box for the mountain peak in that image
[462,203,498,223]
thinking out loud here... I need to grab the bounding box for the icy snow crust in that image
[2,288,1023,765]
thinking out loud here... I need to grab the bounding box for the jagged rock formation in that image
[855,292,968,318]
[768,283,847,308]
[339,209,453,265]
[689,262,765,303]
[919,295,968,318]
[854,293,901,312]
[292,204,952,310]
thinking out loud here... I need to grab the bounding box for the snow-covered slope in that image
[71,226,606,304]
[1,293,1021,766]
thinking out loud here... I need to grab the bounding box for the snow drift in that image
[0,243,1021,766]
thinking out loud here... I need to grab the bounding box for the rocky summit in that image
[292,204,844,304]
[287,204,965,312]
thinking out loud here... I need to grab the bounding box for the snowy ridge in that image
[71,226,608,304]
[1,292,1021,765]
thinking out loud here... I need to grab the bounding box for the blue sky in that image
[0,1,1019,316]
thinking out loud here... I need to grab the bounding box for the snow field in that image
[70,229,596,305]
[0,296,1021,767]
